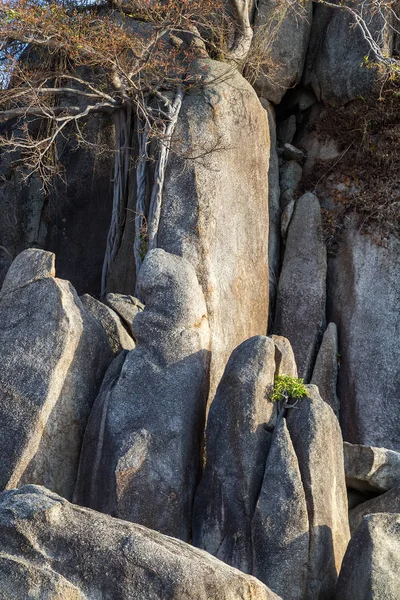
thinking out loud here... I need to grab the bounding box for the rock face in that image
[157,59,270,403]
[286,385,350,600]
[304,3,392,106]
[105,293,144,337]
[193,336,277,573]
[81,294,135,355]
[274,193,327,381]
[344,442,400,493]
[262,99,280,322]
[0,485,282,600]
[252,418,309,600]
[0,249,113,500]
[337,513,400,600]
[349,488,400,534]
[328,220,400,450]
[0,117,114,296]
[311,322,340,416]
[75,249,210,542]
[252,0,312,104]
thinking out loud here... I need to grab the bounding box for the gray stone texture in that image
[287,385,350,600]
[252,0,312,104]
[193,336,277,573]
[0,485,282,600]
[304,2,393,106]
[157,59,270,405]
[0,249,113,500]
[252,418,309,600]
[274,193,327,381]
[75,249,210,542]
[261,99,280,323]
[105,293,144,337]
[344,442,400,493]
[81,293,135,355]
[328,219,400,450]
[311,322,340,416]
[349,488,400,534]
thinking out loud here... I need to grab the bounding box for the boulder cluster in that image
[0,1,399,599]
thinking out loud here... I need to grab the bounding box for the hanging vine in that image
[101,104,132,298]
[133,88,183,297]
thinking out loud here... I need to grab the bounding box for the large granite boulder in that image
[328,220,400,450]
[0,485,282,600]
[344,442,400,493]
[0,116,114,296]
[75,249,210,542]
[286,385,350,600]
[304,2,394,106]
[337,513,400,599]
[251,0,312,104]
[252,418,309,600]
[261,99,280,322]
[0,249,113,500]
[311,322,340,416]
[193,336,277,573]
[274,193,327,381]
[157,59,270,403]
[349,488,400,534]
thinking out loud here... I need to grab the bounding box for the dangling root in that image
[147,88,184,252]
[101,105,132,298]
[134,117,149,281]
[133,88,183,297]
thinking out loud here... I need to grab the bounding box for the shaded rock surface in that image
[287,385,350,600]
[0,249,113,500]
[157,59,270,404]
[344,441,400,493]
[252,0,312,104]
[0,485,282,600]
[75,249,210,542]
[311,322,340,416]
[336,513,400,600]
[252,418,309,600]
[261,99,280,322]
[274,193,327,381]
[0,116,114,297]
[303,2,392,106]
[81,293,135,355]
[349,488,400,535]
[105,293,144,337]
[328,219,400,450]
[193,336,277,573]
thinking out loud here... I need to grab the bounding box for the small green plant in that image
[269,375,308,404]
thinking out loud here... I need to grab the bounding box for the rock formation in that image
[0,1,399,596]
[286,386,350,599]
[0,485,281,600]
[337,513,400,599]
[328,219,400,450]
[0,249,113,500]
[193,336,277,573]
[157,59,270,403]
[274,193,327,381]
[75,249,210,541]
[252,418,309,600]
[81,294,135,355]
